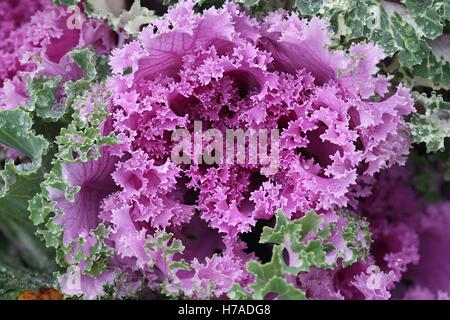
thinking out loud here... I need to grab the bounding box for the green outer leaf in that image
[70,48,110,82]
[0,46,114,286]
[237,0,261,7]
[52,0,81,5]
[26,46,119,281]
[260,277,306,300]
[410,92,450,153]
[28,76,64,120]
[294,0,324,16]
[0,232,22,267]
[64,48,112,111]
[0,263,54,300]
[0,165,56,271]
[0,109,48,168]
[260,210,323,244]
[401,0,448,39]
[150,231,188,293]
[233,210,371,300]
[227,283,252,300]
[293,0,450,89]
[0,109,55,271]
[247,246,306,300]
[409,35,450,90]
[28,84,118,276]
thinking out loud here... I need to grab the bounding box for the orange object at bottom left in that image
[17,288,63,300]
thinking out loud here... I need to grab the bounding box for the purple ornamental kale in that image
[47,1,415,299]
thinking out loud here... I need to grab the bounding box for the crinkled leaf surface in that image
[0,262,53,300]
[231,210,371,300]
[28,76,64,120]
[410,92,450,153]
[0,109,56,270]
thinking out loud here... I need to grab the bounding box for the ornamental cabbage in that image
[0,0,449,301]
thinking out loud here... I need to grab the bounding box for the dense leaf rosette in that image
[27,1,416,299]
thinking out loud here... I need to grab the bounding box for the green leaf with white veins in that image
[291,0,450,89]
[410,92,450,153]
[231,210,371,300]
[70,48,110,83]
[400,0,450,39]
[0,109,56,271]
[0,262,54,300]
[410,35,450,90]
[247,246,306,300]
[0,109,48,168]
[28,76,63,121]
